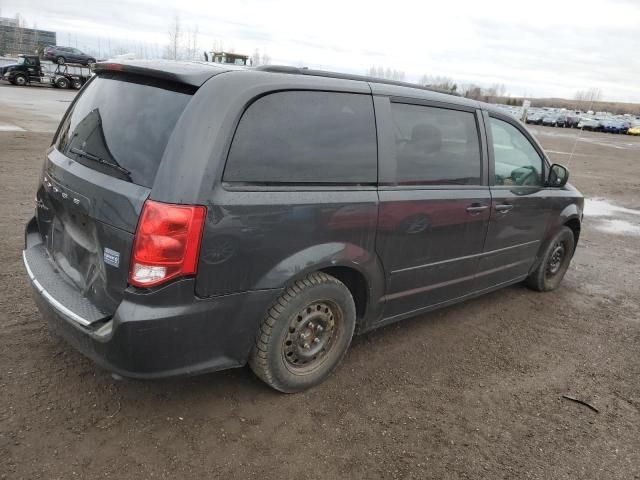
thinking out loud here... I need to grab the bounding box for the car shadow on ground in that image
[45,282,533,403]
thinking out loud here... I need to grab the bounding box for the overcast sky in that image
[2,0,639,102]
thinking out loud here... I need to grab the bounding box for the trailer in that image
[2,54,92,89]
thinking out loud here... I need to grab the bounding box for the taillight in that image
[129,200,206,288]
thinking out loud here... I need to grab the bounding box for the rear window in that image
[224,91,377,184]
[56,73,193,188]
[390,103,482,185]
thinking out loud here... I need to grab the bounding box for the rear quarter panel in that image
[197,187,383,301]
[151,71,385,322]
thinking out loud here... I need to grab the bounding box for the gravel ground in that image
[1,84,639,479]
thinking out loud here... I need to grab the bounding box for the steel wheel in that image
[525,226,575,292]
[282,300,342,374]
[546,241,565,277]
[249,272,356,392]
[15,75,27,86]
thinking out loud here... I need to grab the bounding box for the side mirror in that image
[547,163,569,188]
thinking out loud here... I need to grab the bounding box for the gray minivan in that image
[23,61,583,392]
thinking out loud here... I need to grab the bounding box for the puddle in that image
[0,124,26,132]
[595,219,640,236]
[584,198,640,236]
[584,198,640,217]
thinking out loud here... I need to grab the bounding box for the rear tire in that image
[55,77,70,89]
[249,272,356,393]
[525,226,575,292]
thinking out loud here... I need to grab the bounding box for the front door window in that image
[489,117,543,186]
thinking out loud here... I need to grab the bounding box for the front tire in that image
[14,74,27,86]
[56,56,65,64]
[249,272,356,393]
[525,226,575,291]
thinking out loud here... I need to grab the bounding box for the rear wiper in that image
[70,147,131,177]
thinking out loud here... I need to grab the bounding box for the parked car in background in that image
[602,119,630,134]
[565,114,580,128]
[619,120,631,134]
[578,118,602,131]
[23,60,583,392]
[542,113,565,127]
[43,45,96,65]
[627,125,640,136]
[526,111,544,125]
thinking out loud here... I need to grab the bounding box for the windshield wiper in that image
[70,147,131,177]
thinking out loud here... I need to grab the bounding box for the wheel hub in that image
[283,302,337,369]
[547,241,565,275]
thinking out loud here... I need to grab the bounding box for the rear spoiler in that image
[94,60,230,87]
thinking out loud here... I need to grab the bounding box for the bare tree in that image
[367,65,405,81]
[185,24,198,60]
[251,48,261,66]
[574,87,602,104]
[166,15,182,60]
[420,75,457,93]
[12,13,27,54]
[251,48,271,66]
[460,83,483,100]
[491,83,507,98]
[212,38,224,53]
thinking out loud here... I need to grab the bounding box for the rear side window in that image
[224,91,377,184]
[390,103,482,185]
[56,73,193,188]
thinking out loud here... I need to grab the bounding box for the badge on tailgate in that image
[103,248,120,268]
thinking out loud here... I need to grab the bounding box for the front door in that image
[23,57,39,81]
[373,96,491,321]
[475,113,551,290]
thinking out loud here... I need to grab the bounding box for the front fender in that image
[548,201,582,241]
[533,198,583,272]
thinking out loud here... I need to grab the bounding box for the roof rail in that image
[254,65,460,96]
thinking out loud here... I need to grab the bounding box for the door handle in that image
[466,205,489,214]
[495,204,514,212]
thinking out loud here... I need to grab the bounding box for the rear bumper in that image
[23,218,280,379]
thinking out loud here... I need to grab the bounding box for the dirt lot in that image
[1,84,639,479]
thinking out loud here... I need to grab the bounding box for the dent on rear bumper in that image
[29,276,281,379]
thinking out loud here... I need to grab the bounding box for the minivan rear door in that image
[35,72,195,318]
[373,94,491,321]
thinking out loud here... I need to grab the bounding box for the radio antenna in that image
[567,95,596,168]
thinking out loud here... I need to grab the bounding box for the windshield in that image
[17,57,25,65]
[56,73,193,187]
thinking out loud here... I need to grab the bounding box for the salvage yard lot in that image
[1,84,639,479]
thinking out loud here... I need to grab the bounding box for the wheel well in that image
[564,218,581,245]
[320,266,368,321]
